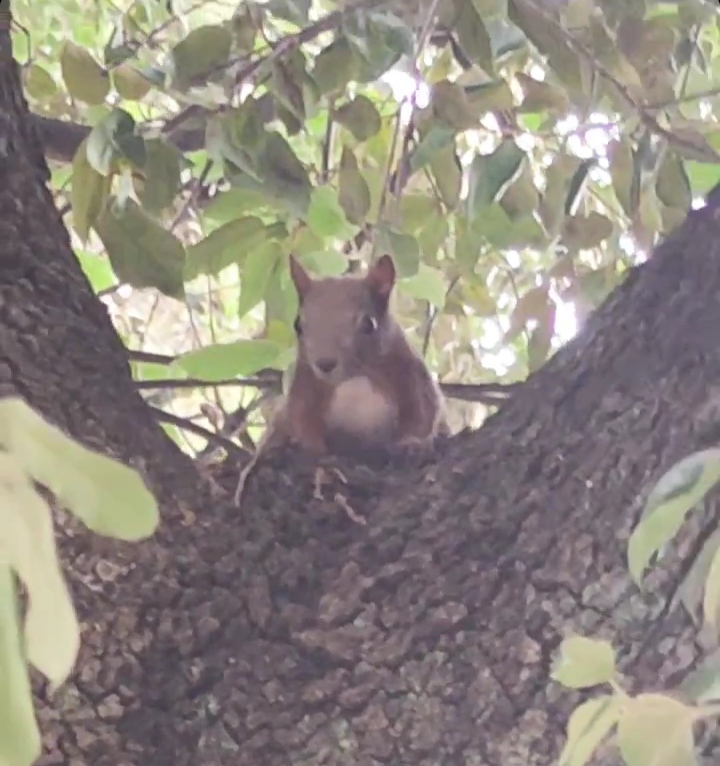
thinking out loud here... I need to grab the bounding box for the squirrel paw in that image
[391,435,442,466]
[313,465,347,500]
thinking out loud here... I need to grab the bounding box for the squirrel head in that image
[289,254,398,385]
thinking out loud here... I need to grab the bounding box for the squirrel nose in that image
[315,358,337,374]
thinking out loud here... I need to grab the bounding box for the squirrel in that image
[233,253,448,505]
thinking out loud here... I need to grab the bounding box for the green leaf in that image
[656,152,692,210]
[452,0,495,73]
[203,188,274,223]
[500,166,540,221]
[338,147,371,226]
[628,449,720,585]
[398,265,446,308]
[0,565,41,766]
[430,144,462,209]
[467,140,526,216]
[617,694,696,766]
[22,63,57,99]
[376,227,420,277]
[169,25,232,88]
[112,63,152,101]
[87,108,146,174]
[75,251,116,293]
[307,185,352,239]
[266,0,311,25]
[558,695,621,766]
[430,80,479,130]
[562,212,614,251]
[60,41,110,105]
[527,300,556,373]
[185,216,271,281]
[312,38,360,94]
[667,126,720,164]
[343,10,414,83]
[271,59,306,122]
[410,126,457,173]
[686,161,720,196]
[608,138,638,216]
[551,636,616,689]
[135,139,182,213]
[71,140,112,244]
[464,80,514,114]
[95,198,186,299]
[298,249,348,277]
[0,398,159,542]
[471,202,547,250]
[253,131,312,213]
[539,153,583,235]
[516,72,570,113]
[334,95,382,142]
[237,242,283,320]
[176,340,283,381]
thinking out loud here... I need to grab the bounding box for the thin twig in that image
[149,405,249,456]
[134,376,280,391]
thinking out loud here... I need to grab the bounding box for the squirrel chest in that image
[324,375,398,445]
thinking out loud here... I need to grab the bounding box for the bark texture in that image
[2,16,720,766]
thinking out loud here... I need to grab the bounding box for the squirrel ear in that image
[289,255,312,299]
[366,254,395,303]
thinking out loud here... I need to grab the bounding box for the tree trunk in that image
[2,13,720,766]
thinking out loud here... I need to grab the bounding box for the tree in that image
[2,0,720,764]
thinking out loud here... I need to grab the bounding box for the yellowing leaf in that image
[703,545,720,633]
[112,63,152,101]
[558,695,621,766]
[22,63,57,99]
[551,636,616,689]
[60,41,110,105]
[0,565,41,766]
[0,398,159,543]
[617,694,697,766]
[0,455,79,687]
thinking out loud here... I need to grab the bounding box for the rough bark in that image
[2,13,720,766]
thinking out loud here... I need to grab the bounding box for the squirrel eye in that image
[359,314,377,334]
[293,316,303,336]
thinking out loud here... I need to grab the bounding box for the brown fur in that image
[265,254,448,454]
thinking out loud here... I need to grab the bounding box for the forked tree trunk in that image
[1,10,720,766]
